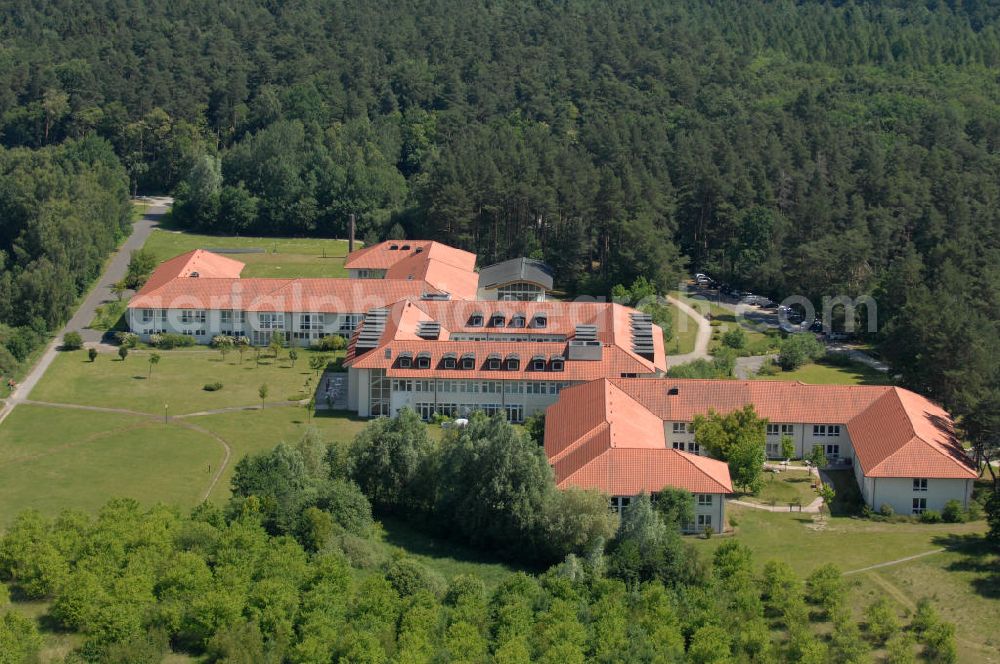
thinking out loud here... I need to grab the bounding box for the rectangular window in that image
[913,478,928,492]
[766,442,780,457]
[672,422,688,434]
[912,498,927,515]
[766,424,779,436]
[221,310,232,324]
[141,309,153,322]
[697,514,712,528]
[687,442,700,453]
[697,494,712,506]
[825,444,839,456]
[610,496,631,513]
[180,310,194,324]
[813,425,825,436]
[505,404,524,423]
[829,425,841,436]
[194,310,206,323]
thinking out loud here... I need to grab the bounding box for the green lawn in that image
[692,506,997,661]
[31,348,320,415]
[741,470,817,506]
[665,303,699,355]
[0,406,221,526]
[143,228,351,278]
[758,358,894,386]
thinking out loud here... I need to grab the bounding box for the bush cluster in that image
[311,334,346,352]
[150,333,196,349]
[202,382,223,391]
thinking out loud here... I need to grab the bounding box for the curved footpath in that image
[0,198,170,427]
[665,295,713,366]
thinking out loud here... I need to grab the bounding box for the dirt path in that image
[844,549,945,575]
[665,295,712,366]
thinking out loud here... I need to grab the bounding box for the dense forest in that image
[0,137,132,376]
[0,417,961,662]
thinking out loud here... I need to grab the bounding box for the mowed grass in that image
[31,348,319,415]
[758,358,894,386]
[0,406,221,526]
[692,506,998,661]
[666,303,699,355]
[741,471,817,506]
[143,228,351,278]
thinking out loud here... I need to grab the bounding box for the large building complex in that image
[545,378,978,517]
[342,298,667,421]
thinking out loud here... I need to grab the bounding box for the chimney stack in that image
[348,213,356,253]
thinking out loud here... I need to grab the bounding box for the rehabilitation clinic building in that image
[545,378,978,517]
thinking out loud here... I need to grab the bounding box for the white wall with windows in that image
[129,308,364,347]
[855,474,974,515]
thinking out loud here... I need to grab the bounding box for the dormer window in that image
[461,352,476,370]
[416,352,431,369]
[401,244,410,250]
[506,354,520,370]
[531,314,548,328]
[442,353,457,369]
[531,354,546,371]
[550,355,565,372]
[389,244,399,250]
[489,313,506,328]
[509,314,526,328]
[468,312,484,327]
[487,353,501,370]
[398,352,413,369]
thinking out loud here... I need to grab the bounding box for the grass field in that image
[31,348,320,415]
[666,303,699,355]
[0,406,221,526]
[692,505,998,661]
[143,228,352,278]
[741,470,817,506]
[758,358,894,386]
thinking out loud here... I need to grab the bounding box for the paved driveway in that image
[0,197,171,426]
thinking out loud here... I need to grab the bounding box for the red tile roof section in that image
[345,241,476,271]
[549,378,975,482]
[545,379,734,495]
[129,276,435,313]
[848,388,975,479]
[135,250,245,297]
[344,299,668,378]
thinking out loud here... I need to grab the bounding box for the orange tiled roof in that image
[547,378,976,483]
[545,379,733,495]
[345,241,479,298]
[135,250,245,297]
[345,240,476,271]
[128,276,436,313]
[343,299,668,378]
[847,388,974,479]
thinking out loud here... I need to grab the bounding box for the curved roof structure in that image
[478,257,554,290]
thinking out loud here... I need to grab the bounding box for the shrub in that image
[879,503,895,518]
[721,327,746,349]
[383,556,446,598]
[920,510,942,523]
[709,319,722,327]
[778,334,824,371]
[114,331,139,348]
[337,533,383,569]
[941,500,965,523]
[756,360,780,376]
[62,331,83,350]
[312,334,346,352]
[203,382,223,391]
[153,333,196,349]
[88,347,98,362]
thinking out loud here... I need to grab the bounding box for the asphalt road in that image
[0,197,171,426]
